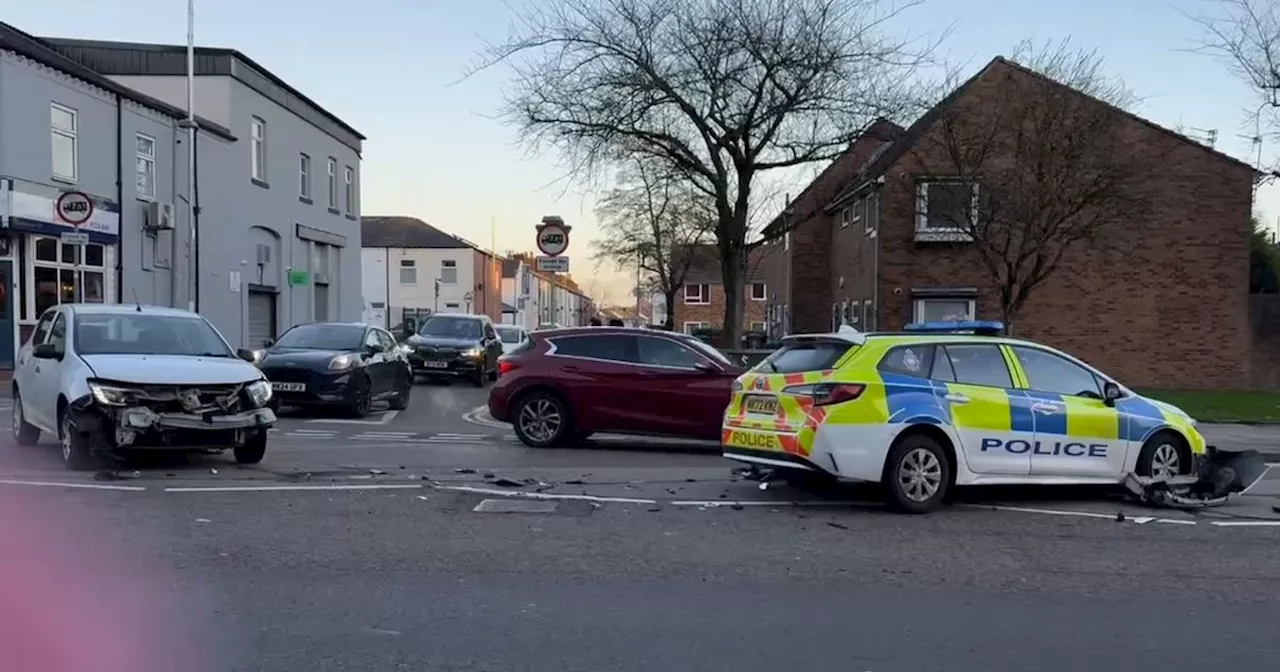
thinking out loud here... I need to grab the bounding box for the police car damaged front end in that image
[1125,446,1268,509]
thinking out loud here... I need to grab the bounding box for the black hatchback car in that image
[403,313,503,385]
[256,322,412,417]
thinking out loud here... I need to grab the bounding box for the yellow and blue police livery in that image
[721,320,1207,513]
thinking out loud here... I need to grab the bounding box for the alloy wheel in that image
[897,447,942,503]
[1150,443,1181,479]
[11,397,22,438]
[518,398,561,443]
[60,413,72,462]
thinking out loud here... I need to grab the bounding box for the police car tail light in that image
[784,382,865,406]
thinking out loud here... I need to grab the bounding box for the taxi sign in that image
[902,320,1004,335]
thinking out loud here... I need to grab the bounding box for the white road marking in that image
[1130,516,1156,524]
[0,479,147,492]
[164,484,424,493]
[462,406,510,429]
[431,484,657,504]
[358,431,416,436]
[437,433,488,438]
[963,504,1124,521]
[309,410,400,426]
[285,429,338,435]
[1208,520,1280,527]
[670,500,859,507]
[1155,518,1198,525]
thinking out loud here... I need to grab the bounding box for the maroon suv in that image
[487,327,744,447]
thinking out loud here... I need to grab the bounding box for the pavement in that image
[2,383,1280,670]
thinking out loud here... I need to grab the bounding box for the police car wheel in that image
[883,435,950,514]
[1135,431,1189,479]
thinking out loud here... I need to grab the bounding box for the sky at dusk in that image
[8,0,1277,305]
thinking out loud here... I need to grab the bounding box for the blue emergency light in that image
[902,320,1005,336]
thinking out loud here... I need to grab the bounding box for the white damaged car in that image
[12,304,276,470]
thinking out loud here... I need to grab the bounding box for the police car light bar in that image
[902,320,1005,336]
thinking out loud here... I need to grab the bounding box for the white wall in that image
[383,247,475,314]
[361,248,388,326]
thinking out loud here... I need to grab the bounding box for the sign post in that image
[55,191,93,302]
[536,215,571,326]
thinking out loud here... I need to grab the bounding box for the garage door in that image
[247,290,277,347]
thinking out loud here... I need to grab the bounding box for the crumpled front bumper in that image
[1124,446,1269,509]
[118,406,276,432]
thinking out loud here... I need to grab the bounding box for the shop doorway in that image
[0,261,13,368]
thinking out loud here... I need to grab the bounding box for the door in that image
[934,343,1036,475]
[633,334,730,439]
[375,329,404,391]
[482,321,502,367]
[545,334,641,431]
[1008,345,1126,478]
[15,311,55,427]
[28,311,69,430]
[0,260,13,369]
[247,289,277,347]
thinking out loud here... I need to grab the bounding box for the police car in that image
[720,321,1207,513]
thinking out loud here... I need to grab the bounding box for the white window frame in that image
[51,102,78,182]
[135,132,156,200]
[299,153,312,199]
[343,166,354,215]
[24,235,114,322]
[250,116,267,181]
[915,181,977,241]
[912,296,976,323]
[326,157,338,208]
[865,192,879,234]
[683,321,709,335]
[749,282,767,301]
[749,321,766,332]
[839,207,850,229]
[684,283,709,305]
[440,259,458,284]
[398,259,417,285]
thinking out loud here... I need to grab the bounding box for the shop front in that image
[0,178,119,370]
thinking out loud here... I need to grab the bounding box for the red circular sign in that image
[537,223,569,257]
[55,191,94,227]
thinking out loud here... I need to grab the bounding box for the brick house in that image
[760,56,1256,390]
[670,245,772,339]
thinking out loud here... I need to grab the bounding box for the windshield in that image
[682,337,734,367]
[754,340,855,373]
[419,316,482,340]
[496,326,523,343]
[273,324,365,350]
[74,313,233,357]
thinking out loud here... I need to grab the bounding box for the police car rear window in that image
[755,342,853,374]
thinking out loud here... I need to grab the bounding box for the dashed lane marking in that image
[307,410,401,426]
[1208,520,1280,527]
[164,484,425,493]
[0,478,147,492]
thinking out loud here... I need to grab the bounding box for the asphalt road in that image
[3,384,1280,671]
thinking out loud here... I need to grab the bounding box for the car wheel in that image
[513,391,572,448]
[389,378,411,411]
[234,430,267,464]
[1135,431,1189,479]
[58,407,100,471]
[882,433,950,514]
[348,375,373,418]
[12,391,40,446]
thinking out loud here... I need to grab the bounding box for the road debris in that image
[369,469,386,476]
[826,522,849,530]
[1124,448,1267,509]
[493,477,524,488]
[454,468,478,474]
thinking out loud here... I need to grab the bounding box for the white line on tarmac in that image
[164,484,424,493]
[669,500,860,507]
[430,484,656,504]
[1155,518,1198,525]
[963,504,1123,521]
[0,479,147,492]
[358,431,416,436]
[1208,520,1280,527]
[308,410,400,426]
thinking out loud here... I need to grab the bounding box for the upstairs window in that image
[684,283,709,304]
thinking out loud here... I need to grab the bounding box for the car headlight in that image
[462,347,483,358]
[328,354,357,371]
[245,379,272,407]
[88,381,136,406]
[250,349,265,365]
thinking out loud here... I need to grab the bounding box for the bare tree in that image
[1189,0,1280,174]
[909,40,1150,332]
[472,0,937,343]
[593,161,714,331]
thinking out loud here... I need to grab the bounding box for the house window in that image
[839,207,850,229]
[250,116,267,181]
[684,321,709,335]
[750,283,766,301]
[299,154,312,199]
[865,192,879,233]
[684,283,709,304]
[749,321,766,332]
[440,259,458,284]
[51,103,77,182]
[862,299,873,330]
[399,259,417,284]
[916,181,976,231]
[343,166,354,215]
[326,157,338,208]
[136,133,156,199]
[913,296,975,322]
[831,303,840,331]
[29,236,108,320]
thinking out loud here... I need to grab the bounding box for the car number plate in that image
[271,382,305,392]
[726,430,781,451]
[744,395,779,414]
[420,361,449,369]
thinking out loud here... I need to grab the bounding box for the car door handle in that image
[1032,402,1061,414]
[945,394,969,404]
[562,365,582,373]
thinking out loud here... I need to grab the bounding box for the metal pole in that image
[634,255,641,326]
[185,0,197,312]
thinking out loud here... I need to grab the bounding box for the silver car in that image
[495,324,531,355]
[11,304,276,470]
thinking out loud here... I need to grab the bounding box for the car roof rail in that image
[902,320,1005,336]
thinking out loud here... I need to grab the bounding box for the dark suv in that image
[487,327,744,447]
[404,313,503,386]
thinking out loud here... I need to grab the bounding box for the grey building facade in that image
[0,22,238,370]
[41,37,366,349]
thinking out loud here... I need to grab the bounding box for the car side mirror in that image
[1103,381,1122,406]
[263,338,274,347]
[236,348,257,363]
[32,343,61,360]
[694,361,719,374]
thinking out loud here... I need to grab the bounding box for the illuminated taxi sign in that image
[902,320,1005,336]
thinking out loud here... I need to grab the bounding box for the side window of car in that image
[48,313,67,352]
[363,330,381,350]
[30,312,54,345]
[1012,346,1103,399]
[877,344,934,378]
[551,335,637,363]
[376,330,396,351]
[938,344,1012,388]
[636,336,703,369]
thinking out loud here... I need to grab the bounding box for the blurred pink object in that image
[0,488,208,672]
